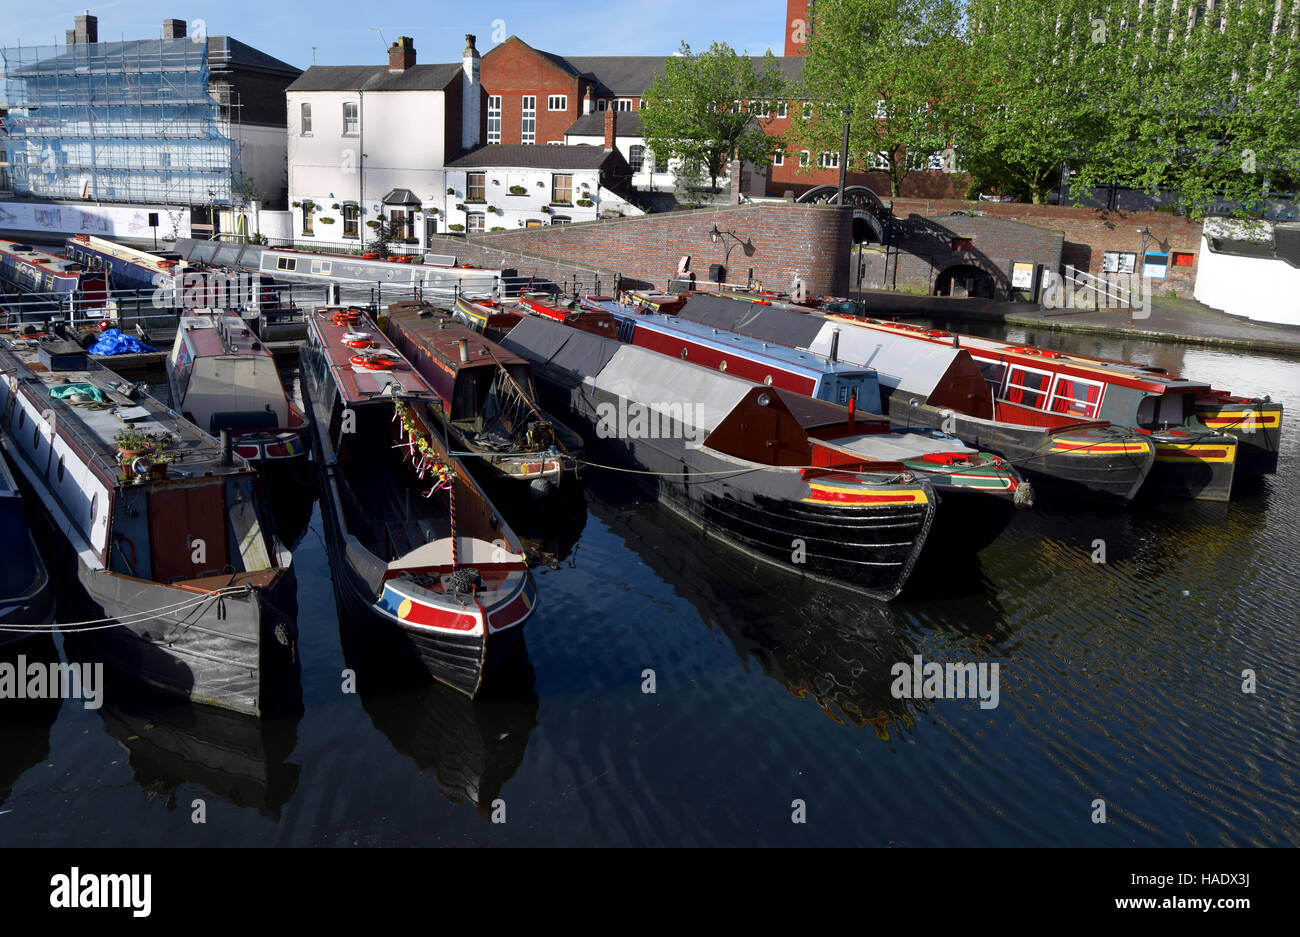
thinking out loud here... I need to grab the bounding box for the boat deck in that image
[0,334,249,482]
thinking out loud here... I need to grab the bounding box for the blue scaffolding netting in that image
[0,37,240,205]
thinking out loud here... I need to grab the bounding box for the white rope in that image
[0,584,252,634]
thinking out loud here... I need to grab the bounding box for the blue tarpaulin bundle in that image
[87,329,156,356]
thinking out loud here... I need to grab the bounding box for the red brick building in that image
[478,34,968,200]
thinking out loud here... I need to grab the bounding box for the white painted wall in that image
[229,122,288,206]
[442,165,642,231]
[287,88,451,245]
[1194,235,1300,326]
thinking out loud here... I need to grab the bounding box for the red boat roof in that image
[179,315,276,359]
[387,301,530,370]
[308,306,439,406]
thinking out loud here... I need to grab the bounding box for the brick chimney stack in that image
[163,18,187,40]
[389,36,416,72]
[69,13,98,45]
[461,34,482,150]
[604,107,616,150]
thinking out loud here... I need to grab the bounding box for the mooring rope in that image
[0,584,253,634]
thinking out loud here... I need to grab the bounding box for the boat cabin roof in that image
[584,298,876,383]
[0,239,88,278]
[178,315,275,360]
[387,302,530,371]
[309,306,439,407]
[827,316,1211,394]
[67,235,180,277]
[0,335,257,483]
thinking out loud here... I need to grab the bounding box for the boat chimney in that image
[326,283,340,304]
[220,429,233,466]
[952,334,959,348]
[829,327,840,362]
[456,338,469,362]
[848,391,856,430]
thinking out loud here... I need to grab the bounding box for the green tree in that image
[1068,0,1300,218]
[640,41,787,195]
[792,0,964,197]
[958,0,1103,204]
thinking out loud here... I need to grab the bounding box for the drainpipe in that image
[359,89,365,236]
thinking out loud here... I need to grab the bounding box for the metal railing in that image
[1060,264,1135,310]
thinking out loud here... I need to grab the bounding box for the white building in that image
[444,143,642,232]
[285,35,485,250]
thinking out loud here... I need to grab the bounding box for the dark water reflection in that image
[1,330,1296,846]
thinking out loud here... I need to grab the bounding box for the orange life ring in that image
[925,329,949,338]
[351,353,396,370]
[332,309,361,326]
[345,338,376,349]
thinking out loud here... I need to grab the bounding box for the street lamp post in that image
[709,223,752,284]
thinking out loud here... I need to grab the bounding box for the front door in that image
[425,215,437,244]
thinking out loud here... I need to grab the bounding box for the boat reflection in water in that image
[0,633,62,806]
[338,607,538,813]
[585,476,1014,740]
[65,634,303,819]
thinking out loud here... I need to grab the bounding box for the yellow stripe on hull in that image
[1048,439,1151,455]
[803,484,930,505]
[1154,443,1237,464]
[1196,409,1281,429]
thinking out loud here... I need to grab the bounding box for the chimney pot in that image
[583,86,594,115]
[73,13,98,45]
[162,18,186,40]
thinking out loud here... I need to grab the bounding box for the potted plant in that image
[540,205,553,214]
[508,185,527,195]
[576,198,594,207]
[331,203,341,210]
[447,187,456,195]
[319,216,336,224]
[486,205,497,213]
[115,426,156,460]
[449,223,465,232]
[490,226,505,231]
[366,220,381,228]
[428,207,439,216]
[455,203,465,212]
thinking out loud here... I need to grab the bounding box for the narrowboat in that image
[500,314,940,600]
[301,305,537,696]
[828,317,1242,500]
[384,300,582,495]
[0,332,298,715]
[518,294,621,339]
[64,235,280,316]
[0,239,107,312]
[0,443,54,639]
[675,293,1156,502]
[452,294,526,337]
[259,247,507,298]
[166,314,308,467]
[580,294,1030,546]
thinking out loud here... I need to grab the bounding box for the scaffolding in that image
[0,37,240,206]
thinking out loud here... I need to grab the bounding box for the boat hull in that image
[1149,433,1238,502]
[887,399,1154,502]
[537,384,934,600]
[65,566,298,716]
[1195,401,1281,476]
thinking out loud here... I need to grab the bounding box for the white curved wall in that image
[1194,235,1300,326]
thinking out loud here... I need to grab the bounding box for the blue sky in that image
[2,1,791,68]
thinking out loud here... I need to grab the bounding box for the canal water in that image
[2,323,1296,846]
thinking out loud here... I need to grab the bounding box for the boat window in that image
[276,257,298,271]
[1048,375,1104,418]
[312,259,332,275]
[977,359,1006,392]
[1004,366,1053,409]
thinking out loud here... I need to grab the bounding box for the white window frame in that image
[875,100,888,118]
[872,151,891,171]
[628,145,646,172]
[752,100,771,118]
[487,95,502,144]
[801,102,813,119]
[547,95,567,112]
[819,151,839,169]
[1003,365,1055,411]
[596,98,608,111]
[772,151,785,166]
[521,95,536,145]
[300,102,312,135]
[466,212,485,233]
[776,101,787,118]
[342,102,359,136]
[1048,374,1105,418]
[798,150,810,168]
[614,98,635,111]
